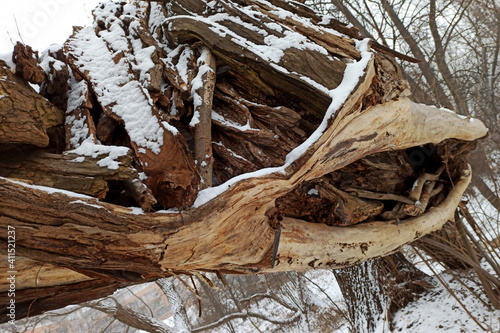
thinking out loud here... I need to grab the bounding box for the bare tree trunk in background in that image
[470,148,500,211]
[84,298,172,333]
[379,0,454,109]
[327,0,434,107]
[429,0,470,115]
[157,278,192,333]
[333,252,432,333]
[471,174,500,210]
[331,0,374,39]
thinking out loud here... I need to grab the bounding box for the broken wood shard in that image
[12,42,46,84]
[0,60,63,149]
[192,47,216,188]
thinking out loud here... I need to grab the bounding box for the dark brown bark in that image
[0,60,63,150]
[0,150,137,199]
[12,42,46,84]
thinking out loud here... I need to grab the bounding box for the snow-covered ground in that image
[389,269,500,333]
[181,269,500,332]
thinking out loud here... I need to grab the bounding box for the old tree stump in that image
[0,0,487,320]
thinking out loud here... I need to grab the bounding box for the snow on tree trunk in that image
[84,298,172,333]
[157,278,192,333]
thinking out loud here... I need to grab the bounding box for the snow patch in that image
[128,207,145,215]
[0,52,16,71]
[70,200,105,209]
[389,268,500,332]
[307,188,319,196]
[2,177,92,199]
[213,141,248,162]
[70,156,86,163]
[39,44,66,74]
[189,48,215,127]
[29,82,40,93]
[67,26,169,153]
[67,138,130,170]
[211,111,257,132]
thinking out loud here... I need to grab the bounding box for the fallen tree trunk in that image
[0,0,488,320]
[0,150,134,198]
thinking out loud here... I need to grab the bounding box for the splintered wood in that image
[0,0,488,319]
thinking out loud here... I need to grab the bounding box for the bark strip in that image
[192,47,216,188]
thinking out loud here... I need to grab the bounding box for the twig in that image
[302,273,353,327]
[26,264,44,320]
[264,274,279,299]
[170,271,202,300]
[191,276,202,317]
[192,271,220,290]
[13,15,25,45]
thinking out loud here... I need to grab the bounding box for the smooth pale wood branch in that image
[65,79,97,150]
[122,179,158,212]
[266,166,471,272]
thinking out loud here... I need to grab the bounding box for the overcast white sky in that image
[0,0,102,54]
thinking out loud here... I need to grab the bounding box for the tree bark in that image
[0,60,63,149]
[334,252,432,333]
[157,278,192,333]
[191,47,216,188]
[0,150,135,199]
[12,42,46,84]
